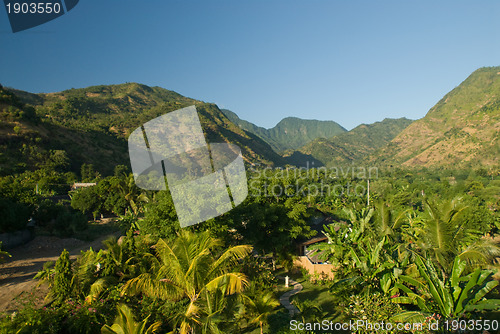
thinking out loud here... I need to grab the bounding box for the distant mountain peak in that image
[221,110,346,152]
[284,117,413,167]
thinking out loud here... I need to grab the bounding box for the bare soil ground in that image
[0,231,121,314]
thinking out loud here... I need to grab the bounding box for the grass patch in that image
[279,270,342,319]
[291,280,339,316]
[76,219,121,241]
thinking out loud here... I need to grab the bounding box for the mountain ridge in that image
[3,65,499,174]
[221,109,346,152]
[1,83,285,176]
[283,117,413,167]
[372,66,500,168]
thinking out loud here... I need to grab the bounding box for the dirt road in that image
[0,232,121,313]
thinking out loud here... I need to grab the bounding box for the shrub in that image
[54,249,73,302]
[340,292,404,333]
[0,242,11,264]
[0,197,31,233]
[35,199,88,237]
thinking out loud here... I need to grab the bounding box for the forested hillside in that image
[374,66,500,168]
[284,118,413,167]
[1,83,285,177]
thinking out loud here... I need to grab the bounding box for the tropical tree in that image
[196,288,228,334]
[53,249,73,302]
[373,200,408,240]
[74,230,153,303]
[293,299,325,323]
[329,235,401,296]
[243,292,280,334]
[112,173,149,216]
[308,222,351,268]
[413,197,500,275]
[230,198,313,264]
[33,260,55,289]
[122,230,252,334]
[101,304,161,334]
[343,207,374,243]
[314,206,406,295]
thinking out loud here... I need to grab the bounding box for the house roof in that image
[299,235,328,247]
[306,249,328,264]
[297,212,349,247]
[72,182,97,188]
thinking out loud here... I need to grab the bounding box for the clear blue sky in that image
[1,1,499,130]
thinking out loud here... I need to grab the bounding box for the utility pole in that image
[367,179,370,206]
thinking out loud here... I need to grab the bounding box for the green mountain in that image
[374,66,500,168]
[283,118,413,167]
[0,83,284,176]
[220,109,282,150]
[221,109,347,152]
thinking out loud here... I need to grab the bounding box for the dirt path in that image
[276,275,303,316]
[0,232,121,313]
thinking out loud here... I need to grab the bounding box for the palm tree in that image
[373,200,408,239]
[69,230,145,304]
[415,197,500,275]
[101,304,161,334]
[243,292,280,334]
[112,173,149,216]
[122,230,252,334]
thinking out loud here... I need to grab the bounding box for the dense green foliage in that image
[1,163,499,333]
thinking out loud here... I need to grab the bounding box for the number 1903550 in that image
[6,2,61,14]
[444,319,498,332]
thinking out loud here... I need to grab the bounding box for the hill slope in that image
[1,83,284,176]
[221,109,347,152]
[374,67,500,168]
[283,118,413,167]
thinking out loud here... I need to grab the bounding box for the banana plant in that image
[330,236,400,295]
[392,254,500,322]
[308,222,352,268]
[343,207,374,243]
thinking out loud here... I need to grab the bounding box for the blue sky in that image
[1,1,499,130]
